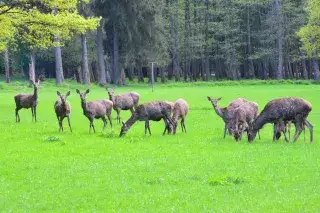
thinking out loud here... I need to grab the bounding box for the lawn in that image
[0,80,319,212]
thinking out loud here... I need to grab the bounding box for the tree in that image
[0,0,100,83]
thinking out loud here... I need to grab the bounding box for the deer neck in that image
[33,87,38,100]
[108,94,115,103]
[81,99,88,113]
[253,113,267,131]
[213,104,227,120]
[125,115,137,129]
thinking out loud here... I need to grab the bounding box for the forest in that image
[1,0,320,85]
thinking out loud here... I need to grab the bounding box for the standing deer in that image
[171,98,189,134]
[248,97,313,143]
[107,88,140,123]
[228,101,260,141]
[14,80,40,122]
[207,97,248,138]
[54,91,72,132]
[119,101,174,136]
[76,89,113,133]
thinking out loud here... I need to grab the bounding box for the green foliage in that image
[298,0,320,56]
[0,0,100,51]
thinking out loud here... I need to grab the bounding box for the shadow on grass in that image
[208,176,246,186]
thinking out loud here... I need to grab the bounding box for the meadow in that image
[0,80,320,212]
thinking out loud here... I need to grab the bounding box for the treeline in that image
[1,0,320,84]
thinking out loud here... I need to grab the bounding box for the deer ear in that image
[85,89,90,94]
[30,80,35,85]
[76,89,80,94]
[207,96,211,101]
[218,97,222,101]
[57,91,61,96]
[122,121,126,126]
[66,91,71,97]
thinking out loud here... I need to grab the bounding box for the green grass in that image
[0,80,320,212]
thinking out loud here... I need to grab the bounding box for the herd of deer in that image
[13,80,313,143]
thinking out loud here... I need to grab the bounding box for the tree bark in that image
[246,6,255,79]
[29,51,36,83]
[96,19,107,85]
[53,8,64,85]
[184,0,191,82]
[204,0,210,81]
[111,21,119,84]
[313,57,320,80]
[81,34,90,85]
[160,67,166,83]
[301,57,308,79]
[275,0,283,79]
[4,48,10,83]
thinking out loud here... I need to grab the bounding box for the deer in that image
[14,80,40,122]
[76,89,113,133]
[227,101,260,141]
[171,98,189,134]
[248,97,313,143]
[119,101,174,137]
[207,97,248,138]
[106,87,140,124]
[54,91,72,132]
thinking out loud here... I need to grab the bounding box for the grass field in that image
[0,80,319,212]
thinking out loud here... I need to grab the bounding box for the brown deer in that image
[207,97,248,138]
[14,80,40,122]
[119,101,174,136]
[228,101,260,141]
[171,98,189,134]
[54,91,72,132]
[107,88,140,123]
[76,89,113,133]
[248,97,313,143]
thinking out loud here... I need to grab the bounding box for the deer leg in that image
[60,117,64,132]
[102,116,107,132]
[182,119,187,133]
[130,107,134,114]
[273,124,277,141]
[282,130,290,142]
[67,116,72,132]
[117,109,120,124]
[34,106,37,122]
[288,122,291,140]
[31,107,34,122]
[223,123,227,139]
[107,114,113,129]
[145,121,148,135]
[147,121,151,135]
[15,108,20,122]
[162,120,168,135]
[304,120,313,143]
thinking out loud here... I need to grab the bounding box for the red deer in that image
[14,80,40,122]
[54,91,72,132]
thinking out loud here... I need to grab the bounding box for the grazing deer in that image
[14,80,40,122]
[171,98,189,134]
[207,97,248,138]
[107,88,140,123]
[228,101,260,141]
[248,97,313,143]
[119,101,174,136]
[54,91,72,132]
[76,89,113,133]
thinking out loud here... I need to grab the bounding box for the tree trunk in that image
[160,67,166,83]
[275,0,283,79]
[96,19,107,85]
[4,48,10,83]
[128,67,134,81]
[313,57,320,80]
[137,66,144,82]
[54,37,64,84]
[246,6,255,79]
[111,21,119,84]
[81,34,90,85]
[184,0,191,82]
[301,57,308,79]
[29,51,36,83]
[204,0,210,81]
[53,7,64,85]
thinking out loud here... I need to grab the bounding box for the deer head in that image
[57,91,71,105]
[207,96,222,107]
[76,89,90,101]
[120,121,129,137]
